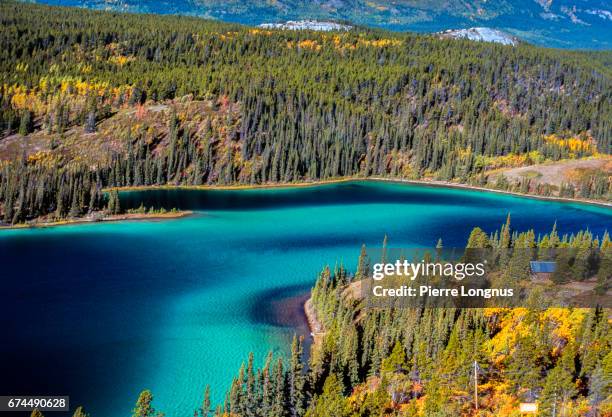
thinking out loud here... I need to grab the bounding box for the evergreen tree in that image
[587,352,611,412]
[18,110,33,136]
[201,385,211,417]
[506,336,544,394]
[355,244,370,280]
[271,358,286,417]
[540,364,576,417]
[305,374,348,417]
[107,190,121,215]
[381,341,408,374]
[85,111,96,133]
[466,227,490,248]
[132,390,164,417]
[288,335,306,417]
[72,406,89,417]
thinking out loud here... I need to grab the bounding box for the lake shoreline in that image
[107,177,612,209]
[303,296,325,350]
[268,290,326,357]
[368,177,612,209]
[103,177,355,192]
[251,286,317,361]
[3,176,609,231]
[0,210,193,230]
[260,286,324,353]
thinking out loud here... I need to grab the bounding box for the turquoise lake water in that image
[0,181,610,416]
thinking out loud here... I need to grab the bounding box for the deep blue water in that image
[0,181,609,416]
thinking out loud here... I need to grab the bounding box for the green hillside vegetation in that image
[217,222,612,417]
[1,1,611,224]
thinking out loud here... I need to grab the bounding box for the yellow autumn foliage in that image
[458,147,472,159]
[358,38,402,48]
[485,308,587,362]
[287,39,322,51]
[109,55,136,67]
[219,31,238,41]
[79,63,92,74]
[248,29,272,36]
[27,151,55,167]
[541,308,587,352]
[475,151,544,170]
[544,133,597,156]
[4,76,133,118]
[286,34,402,52]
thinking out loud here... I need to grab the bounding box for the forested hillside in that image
[1,2,611,225]
[28,0,612,49]
[219,222,611,417]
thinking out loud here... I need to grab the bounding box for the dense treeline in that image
[0,159,106,223]
[1,1,611,224]
[218,222,611,417]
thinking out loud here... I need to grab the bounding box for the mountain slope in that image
[1,2,611,224]
[438,28,519,46]
[27,0,612,49]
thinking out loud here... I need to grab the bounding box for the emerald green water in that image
[0,181,610,416]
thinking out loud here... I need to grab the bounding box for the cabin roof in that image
[530,261,556,273]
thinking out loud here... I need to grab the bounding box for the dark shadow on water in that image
[249,284,313,361]
[119,182,511,212]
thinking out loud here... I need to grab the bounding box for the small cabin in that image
[530,261,556,283]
